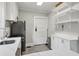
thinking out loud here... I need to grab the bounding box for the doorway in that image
[33,16,48,45]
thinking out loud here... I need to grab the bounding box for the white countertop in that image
[53,32,79,40]
[0,37,21,56]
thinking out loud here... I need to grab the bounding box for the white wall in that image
[48,11,57,37]
[19,10,48,47]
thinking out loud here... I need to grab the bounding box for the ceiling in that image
[17,2,79,14]
[17,2,58,14]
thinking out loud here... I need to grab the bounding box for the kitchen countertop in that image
[0,37,21,56]
[53,32,79,40]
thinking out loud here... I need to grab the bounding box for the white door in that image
[33,16,48,45]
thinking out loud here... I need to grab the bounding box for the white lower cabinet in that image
[54,37,70,50]
[51,37,69,50]
[51,36,79,53]
[51,36,55,49]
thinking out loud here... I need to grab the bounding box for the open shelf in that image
[56,3,79,16]
[55,3,79,24]
[72,3,79,11]
[57,8,71,16]
[56,19,79,24]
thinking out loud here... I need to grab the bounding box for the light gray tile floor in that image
[22,44,49,55]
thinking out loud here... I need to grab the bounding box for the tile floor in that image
[22,44,50,55]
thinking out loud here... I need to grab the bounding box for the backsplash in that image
[5,21,11,37]
[56,23,71,32]
[56,22,79,35]
[71,22,79,34]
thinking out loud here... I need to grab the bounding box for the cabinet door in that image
[51,36,55,49]
[52,37,60,50]
[58,38,70,50]
[13,2,18,21]
[0,2,6,29]
[6,2,18,21]
[62,39,70,50]
[53,37,70,50]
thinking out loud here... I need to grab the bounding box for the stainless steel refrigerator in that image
[10,21,26,54]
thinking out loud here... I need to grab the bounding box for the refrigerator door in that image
[11,21,25,36]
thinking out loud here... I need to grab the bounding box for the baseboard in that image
[26,42,48,47]
[26,43,34,47]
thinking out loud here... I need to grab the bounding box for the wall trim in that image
[26,42,48,47]
[26,43,34,47]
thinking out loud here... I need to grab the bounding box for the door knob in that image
[35,27,37,32]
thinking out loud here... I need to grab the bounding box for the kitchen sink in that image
[0,40,15,45]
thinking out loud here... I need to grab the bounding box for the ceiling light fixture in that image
[37,2,43,6]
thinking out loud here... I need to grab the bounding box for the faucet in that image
[0,31,8,41]
[4,30,9,38]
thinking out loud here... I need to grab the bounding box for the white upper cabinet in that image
[6,2,18,22]
[0,2,6,29]
[0,2,6,39]
[56,3,79,24]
